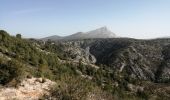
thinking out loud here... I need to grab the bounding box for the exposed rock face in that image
[54,38,170,83]
[0,77,56,100]
[63,27,116,40]
[58,40,97,63]
[127,83,144,92]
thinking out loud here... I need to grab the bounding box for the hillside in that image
[40,38,170,99]
[0,30,170,99]
[0,30,113,100]
[49,38,170,83]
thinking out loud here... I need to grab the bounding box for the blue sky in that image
[0,0,170,39]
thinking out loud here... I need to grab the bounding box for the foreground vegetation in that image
[0,30,170,100]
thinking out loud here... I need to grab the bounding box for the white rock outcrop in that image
[0,77,56,100]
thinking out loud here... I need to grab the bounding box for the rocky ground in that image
[0,77,56,100]
[52,38,170,82]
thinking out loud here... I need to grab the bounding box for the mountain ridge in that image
[41,26,116,41]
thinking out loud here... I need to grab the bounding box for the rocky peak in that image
[41,27,116,41]
[94,26,109,32]
[85,26,116,38]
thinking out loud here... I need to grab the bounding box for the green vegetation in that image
[48,75,94,100]
[0,30,170,99]
[0,30,111,99]
[0,58,25,85]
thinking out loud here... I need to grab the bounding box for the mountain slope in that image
[0,30,114,100]
[41,27,116,41]
[40,38,170,99]
[41,35,63,41]
[1,30,170,99]
[47,38,170,83]
[85,26,116,38]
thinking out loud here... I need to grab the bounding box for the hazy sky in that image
[1,0,170,39]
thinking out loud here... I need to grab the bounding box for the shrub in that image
[0,59,25,85]
[16,34,22,39]
[47,75,93,100]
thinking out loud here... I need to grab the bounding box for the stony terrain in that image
[0,77,56,100]
[50,38,170,83]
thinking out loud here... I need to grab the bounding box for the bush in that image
[47,75,93,100]
[16,34,22,39]
[0,59,25,85]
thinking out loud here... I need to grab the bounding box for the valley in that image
[0,29,170,99]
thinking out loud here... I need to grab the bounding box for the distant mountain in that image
[41,35,63,41]
[41,27,116,41]
[85,26,116,38]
